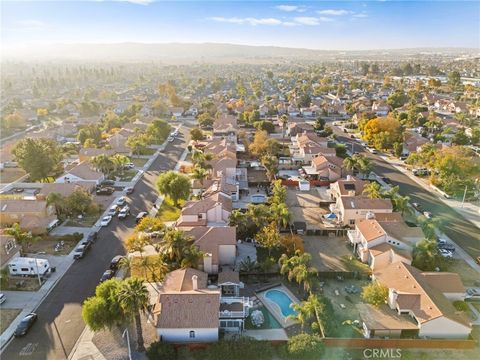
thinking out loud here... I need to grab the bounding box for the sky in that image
[1,0,479,50]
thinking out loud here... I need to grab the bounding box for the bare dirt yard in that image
[286,188,328,230]
[0,309,21,334]
[304,235,370,273]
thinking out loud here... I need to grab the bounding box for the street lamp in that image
[123,328,132,360]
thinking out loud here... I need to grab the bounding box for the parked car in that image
[125,187,134,194]
[100,179,115,187]
[438,243,455,252]
[87,230,98,243]
[116,196,127,206]
[110,255,125,271]
[0,293,5,305]
[399,155,408,161]
[381,177,392,185]
[439,249,453,258]
[96,187,114,195]
[123,163,135,170]
[107,204,120,216]
[367,147,378,154]
[437,238,447,246]
[412,168,430,176]
[100,216,113,227]
[80,237,93,249]
[73,245,88,259]
[14,313,37,337]
[118,205,130,219]
[423,211,433,219]
[99,270,115,283]
[466,288,480,297]
[412,202,423,212]
[135,211,148,224]
[167,136,174,143]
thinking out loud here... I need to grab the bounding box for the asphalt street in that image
[1,124,191,360]
[332,125,480,260]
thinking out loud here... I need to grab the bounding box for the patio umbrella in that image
[324,213,337,220]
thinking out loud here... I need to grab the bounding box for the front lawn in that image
[0,168,27,183]
[0,309,21,334]
[443,259,480,286]
[63,214,100,227]
[28,233,83,255]
[130,157,148,168]
[156,198,184,222]
[113,169,137,182]
[339,255,371,274]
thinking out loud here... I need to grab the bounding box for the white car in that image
[100,216,113,227]
[167,136,174,143]
[118,205,130,219]
[439,249,453,258]
[423,211,433,219]
[116,196,127,206]
[367,147,378,154]
[0,293,6,305]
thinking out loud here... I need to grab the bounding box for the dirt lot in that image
[304,235,370,273]
[286,188,328,230]
[0,168,27,183]
[0,309,21,334]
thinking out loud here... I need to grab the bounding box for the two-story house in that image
[335,196,393,227]
[176,192,232,227]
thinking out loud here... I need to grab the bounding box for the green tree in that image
[146,119,171,144]
[191,165,209,186]
[290,293,333,337]
[447,71,461,89]
[284,333,325,360]
[253,120,275,134]
[197,112,214,128]
[261,155,278,181]
[111,154,130,174]
[156,171,191,206]
[363,181,383,199]
[5,223,37,256]
[313,117,326,131]
[65,188,96,216]
[12,138,63,182]
[146,342,176,360]
[361,282,388,307]
[190,127,204,141]
[158,228,194,262]
[387,90,408,109]
[126,133,149,155]
[412,238,441,271]
[279,250,317,293]
[392,195,412,216]
[117,278,149,352]
[90,154,114,176]
[46,192,65,218]
[82,279,124,331]
[256,222,281,257]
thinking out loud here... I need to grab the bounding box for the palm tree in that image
[117,278,149,352]
[180,245,204,269]
[5,223,36,256]
[289,293,326,338]
[90,154,114,176]
[46,192,65,218]
[362,182,383,199]
[382,185,400,200]
[158,229,193,263]
[118,256,132,277]
[342,156,358,174]
[417,215,443,240]
[356,155,373,178]
[273,203,291,230]
[392,195,411,215]
[191,165,209,186]
[111,154,129,175]
[291,262,317,293]
[279,114,289,153]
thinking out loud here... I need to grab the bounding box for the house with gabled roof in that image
[176,192,232,227]
[330,176,365,200]
[335,196,393,227]
[55,161,105,185]
[367,262,471,339]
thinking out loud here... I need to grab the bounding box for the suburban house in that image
[153,268,252,342]
[213,115,237,142]
[0,234,20,268]
[302,155,344,182]
[0,199,57,234]
[372,100,390,116]
[184,226,237,274]
[56,161,105,185]
[364,262,472,339]
[287,122,315,137]
[347,214,423,270]
[176,192,232,227]
[330,177,365,201]
[289,132,335,164]
[335,196,393,227]
[107,133,130,154]
[37,182,95,199]
[403,131,430,155]
[168,107,184,117]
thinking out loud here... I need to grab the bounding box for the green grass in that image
[0,309,21,334]
[156,197,184,222]
[63,215,99,227]
[113,169,137,182]
[340,255,371,273]
[130,255,165,282]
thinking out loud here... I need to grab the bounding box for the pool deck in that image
[244,329,289,341]
[256,285,300,328]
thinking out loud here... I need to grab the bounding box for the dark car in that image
[110,255,125,271]
[100,180,115,187]
[125,187,134,194]
[99,270,115,283]
[411,202,423,212]
[135,211,148,224]
[14,313,37,337]
[73,245,88,259]
[96,187,114,195]
[381,177,392,185]
[87,230,98,243]
[438,243,456,253]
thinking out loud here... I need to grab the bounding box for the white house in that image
[176,192,232,227]
[56,161,104,185]
[335,196,393,227]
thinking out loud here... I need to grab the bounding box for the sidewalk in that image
[380,155,480,230]
[0,253,75,350]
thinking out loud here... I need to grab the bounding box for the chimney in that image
[192,275,198,291]
[346,175,353,181]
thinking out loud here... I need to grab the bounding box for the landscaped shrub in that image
[453,300,469,312]
[280,333,325,360]
[146,341,176,360]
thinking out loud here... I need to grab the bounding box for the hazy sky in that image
[1,0,479,50]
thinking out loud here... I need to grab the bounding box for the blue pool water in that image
[265,289,298,317]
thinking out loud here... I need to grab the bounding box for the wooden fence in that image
[323,337,476,349]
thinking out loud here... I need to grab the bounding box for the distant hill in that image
[3,42,479,63]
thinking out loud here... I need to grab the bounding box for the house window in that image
[349,219,355,225]
[21,268,29,272]
[189,331,195,338]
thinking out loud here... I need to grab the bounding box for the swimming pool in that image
[265,289,298,317]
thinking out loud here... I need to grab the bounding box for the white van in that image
[8,257,50,276]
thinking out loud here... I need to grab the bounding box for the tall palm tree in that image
[158,229,193,263]
[191,165,209,186]
[356,155,373,178]
[273,203,291,230]
[90,154,114,176]
[111,154,130,175]
[279,114,289,153]
[417,215,443,240]
[5,223,36,256]
[392,195,411,216]
[382,185,400,200]
[289,293,326,337]
[180,245,204,269]
[46,192,65,218]
[362,182,383,199]
[118,256,132,277]
[117,278,149,352]
[291,262,317,293]
[342,156,358,174]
